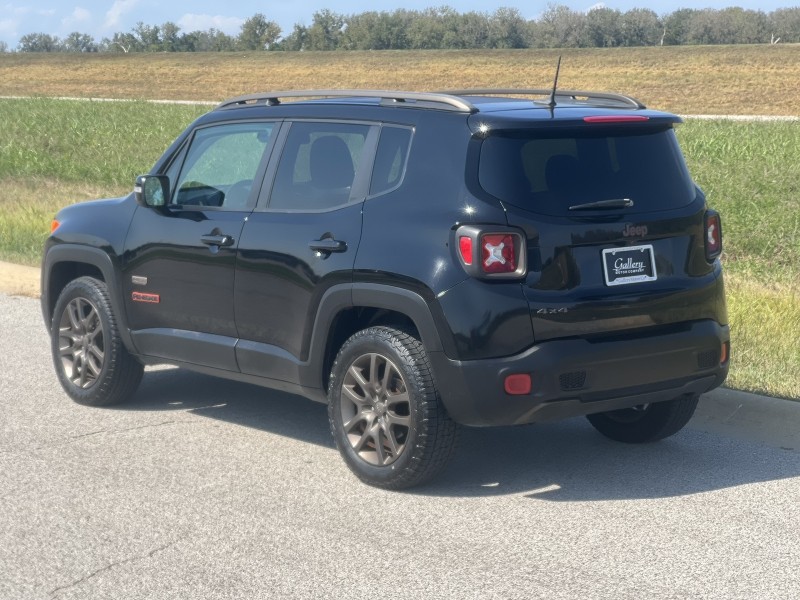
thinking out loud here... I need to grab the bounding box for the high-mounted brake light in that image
[704,210,722,260]
[583,115,650,123]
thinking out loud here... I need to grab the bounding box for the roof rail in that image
[215,90,478,113]
[440,88,646,110]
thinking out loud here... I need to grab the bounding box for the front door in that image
[122,121,277,369]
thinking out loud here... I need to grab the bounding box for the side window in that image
[370,126,412,196]
[269,122,370,211]
[172,122,274,210]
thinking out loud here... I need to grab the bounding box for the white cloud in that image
[103,0,139,29]
[62,7,91,29]
[587,3,606,11]
[0,18,19,37]
[177,13,244,34]
[37,9,57,17]
[3,3,29,16]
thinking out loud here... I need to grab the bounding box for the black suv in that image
[42,88,729,488]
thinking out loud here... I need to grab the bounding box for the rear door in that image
[233,120,378,381]
[478,122,718,342]
[122,121,276,368]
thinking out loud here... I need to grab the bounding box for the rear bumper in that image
[429,320,729,426]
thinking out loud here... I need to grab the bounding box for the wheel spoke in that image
[342,411,368,433]
[67,301,83,331]
[381,423,400,458]
[373,426,387,465]
[342,384,368,409]
[368,353,380,389]
[353,423,375,453]
[386,413,411,428]
[347,363,369,391]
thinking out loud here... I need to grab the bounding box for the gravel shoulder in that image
[0,260,39,297]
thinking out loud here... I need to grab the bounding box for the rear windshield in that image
[478,127,695,215]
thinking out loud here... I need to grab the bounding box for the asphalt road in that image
[2,293,798,600]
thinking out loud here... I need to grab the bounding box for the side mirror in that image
[134,175,170,208]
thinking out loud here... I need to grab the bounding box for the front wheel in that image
[327,326,459,489]
[586,394,699,443]
[50,276,143,406]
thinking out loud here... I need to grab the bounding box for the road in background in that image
[2,292,798,599]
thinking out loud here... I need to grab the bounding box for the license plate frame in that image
[602,245,657,287]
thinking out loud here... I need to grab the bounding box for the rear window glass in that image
[478,127,695,215]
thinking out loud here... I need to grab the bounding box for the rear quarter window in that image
[478,127,696,215]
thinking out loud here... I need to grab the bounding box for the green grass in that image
[0,98,797,399]
[0,98,208,186]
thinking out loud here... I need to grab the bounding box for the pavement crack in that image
[48,539,181,597]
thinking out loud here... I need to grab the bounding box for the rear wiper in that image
[568,198,634,211]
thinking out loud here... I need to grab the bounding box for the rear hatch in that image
[477,116,720,343]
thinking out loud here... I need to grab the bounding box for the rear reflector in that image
[583,115,650,123]
[504,373,532,395]
[458,236,473,265]
[721,342,730,365]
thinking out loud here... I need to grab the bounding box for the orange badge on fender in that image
[132,291,160,304]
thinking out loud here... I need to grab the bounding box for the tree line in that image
[8,5,800,53]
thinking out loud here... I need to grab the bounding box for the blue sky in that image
[1,1,795,47]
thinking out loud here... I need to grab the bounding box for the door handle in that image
[309,238,347,254]
[201,234,234,247]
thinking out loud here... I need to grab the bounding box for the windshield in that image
[478,126,696,215]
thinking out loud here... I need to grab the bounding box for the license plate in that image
[602,245,657,286]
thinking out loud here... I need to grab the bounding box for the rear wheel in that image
[51,276,143,406]
[586,394,699,443]
[327,326,459,489]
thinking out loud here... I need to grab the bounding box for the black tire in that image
[327,326,459,489]
[50,276,143,406]
[586,394,699,443]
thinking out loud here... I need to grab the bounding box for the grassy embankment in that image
[0,47,798,399]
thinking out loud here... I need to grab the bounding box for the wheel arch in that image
[308,283,450,392]
[42,245,133,349]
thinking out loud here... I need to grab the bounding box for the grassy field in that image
[0,47,798,399]
[2,45,800,115]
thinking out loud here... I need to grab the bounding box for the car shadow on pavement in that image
[124,366,800,501]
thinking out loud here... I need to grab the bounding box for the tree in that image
[532,4,587,48]
[769,7,800,43]
[62,32,98,52]
[620,9,661,47]
[160,22,181,52]
[662,9,696,46]
[586,7,623,47]
[238,13,281,50]
[183,29,236,52]
[489,7,528,49]
[101,32,140,53]
[18,33,60,52]
[133,22,161,51]
[0,41,8,53]
[306,9,345,50]
[279,24,308,51]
